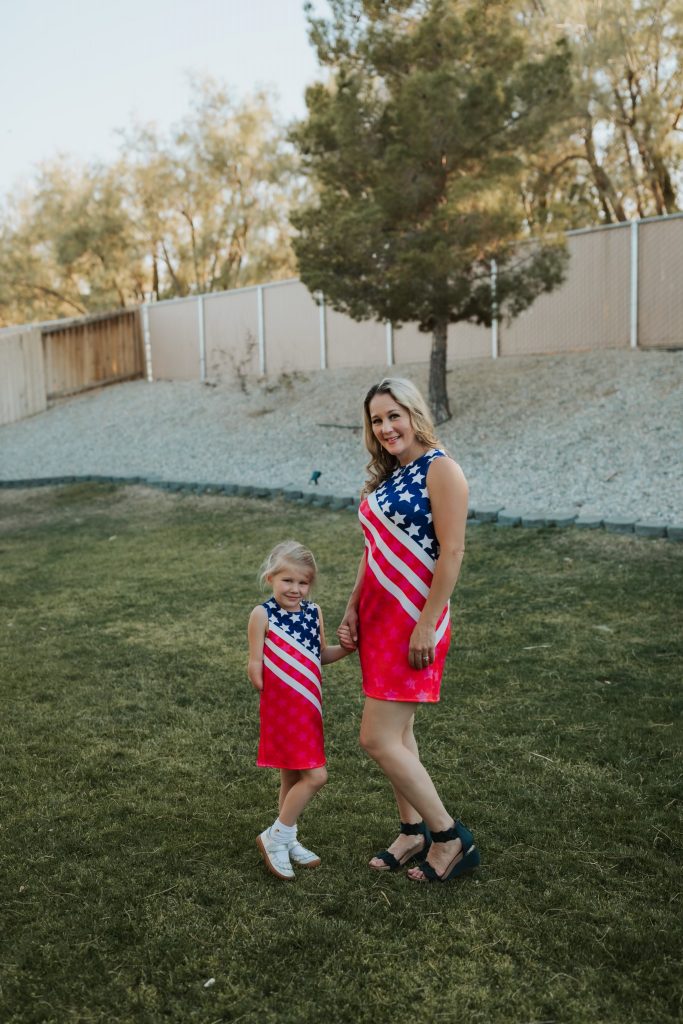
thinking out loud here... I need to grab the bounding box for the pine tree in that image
[292,0,572,421]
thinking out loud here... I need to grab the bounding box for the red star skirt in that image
[257,627,325,769]
[357,497,451,703]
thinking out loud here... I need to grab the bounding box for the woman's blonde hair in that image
[258,540,317,590]
[362,377,442,496]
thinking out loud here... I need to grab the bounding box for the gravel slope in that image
[1,349,681,521]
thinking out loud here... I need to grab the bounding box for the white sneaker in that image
[288,839,321,868]
[256,828,294,880]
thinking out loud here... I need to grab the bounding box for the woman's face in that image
[368,392,424,465]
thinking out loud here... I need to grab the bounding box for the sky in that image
[0,0,327,199]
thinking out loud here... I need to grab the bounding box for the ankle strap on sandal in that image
[430,820,458,843]
[400,820,426,836]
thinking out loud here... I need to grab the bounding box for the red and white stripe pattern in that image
[357,449,451,703]
[263,619,322,717]
[257,599,325,769]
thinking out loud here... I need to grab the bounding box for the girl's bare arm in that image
[318,605,355,665]
[247,605,268,690]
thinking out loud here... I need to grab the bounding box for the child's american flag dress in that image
[257,598,325,769]
[358,448,451,703]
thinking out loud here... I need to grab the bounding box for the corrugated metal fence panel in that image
[42,310,144,397]
[638,217,683,349]
[502,227,631,356]
[0,328,47,426]
[204,289,260,382]
[147,300,200,380]
[326,306,386,368]
[264,282,320,374]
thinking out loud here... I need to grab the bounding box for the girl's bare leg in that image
[279,767,328,827]
[360,697,462,875]
[278,769,300,814]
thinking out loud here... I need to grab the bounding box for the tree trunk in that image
[429,320,451,424]
[584,128,627,222]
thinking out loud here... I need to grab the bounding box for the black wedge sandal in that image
[409,819,480,883]
[369,821,432,872]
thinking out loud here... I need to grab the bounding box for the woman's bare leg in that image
[368,713,425,866]
[360,697,462,875]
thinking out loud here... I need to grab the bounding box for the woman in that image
[337,377,479,883]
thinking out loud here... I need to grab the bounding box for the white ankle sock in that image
[270,819,296,842]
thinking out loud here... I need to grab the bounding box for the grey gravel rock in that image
[0,349,681,523]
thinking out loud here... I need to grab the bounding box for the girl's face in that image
[268,561,313,612]
[368,393,423,465]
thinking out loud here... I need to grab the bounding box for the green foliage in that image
[122,77,302,301]
[0,78,299,327]
[519,0,683,225]
[0,161,145,324]
[292,1,572,334]
[0,484,681,1023]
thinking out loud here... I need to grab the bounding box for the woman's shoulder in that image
[426,450,468,487]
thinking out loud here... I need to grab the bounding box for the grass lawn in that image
[0,484,681,1024]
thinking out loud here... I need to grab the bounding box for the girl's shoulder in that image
[248,604,269,631]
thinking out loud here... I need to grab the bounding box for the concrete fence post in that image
[142,303,153,382]
[630,220,639,349]
[491,259,499,359]
[316,291,327,369]
[386,321,394,366]
[197,294,206,381]
[257,285,266,375]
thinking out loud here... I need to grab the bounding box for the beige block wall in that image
[0,328,47,426]
[503,227,631,355]
[205,289,260,381]
[334,318,489,367]
[140,215,681,380]
[264,281,321,375]
[326,306,387,368]
[148,299,200,380]
[638,218,683,349]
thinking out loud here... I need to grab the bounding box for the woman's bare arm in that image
[408,456,468,669]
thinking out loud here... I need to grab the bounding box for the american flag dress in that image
[257,598,325,769]
[358,448,451,703]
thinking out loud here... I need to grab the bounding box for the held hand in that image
[338,606,359,647]
[337,624,357,651]
[408,621,436,671]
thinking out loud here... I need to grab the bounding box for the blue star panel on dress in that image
[262,599,322,658]
[373,448,444,561]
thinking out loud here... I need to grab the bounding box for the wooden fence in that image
[0,309,144,427]
[42,309,144,399]
[0,328,47,426]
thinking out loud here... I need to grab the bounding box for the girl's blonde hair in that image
[258,540,318,589]
[362,377,442,496]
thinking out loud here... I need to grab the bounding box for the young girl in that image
[247,540,354,880]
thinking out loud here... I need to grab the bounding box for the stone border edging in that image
[0,476,680,541]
